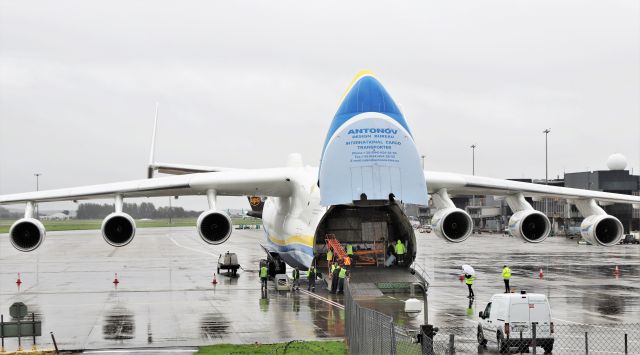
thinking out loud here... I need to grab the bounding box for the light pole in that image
[470,145,477,176]
[470,145,477,211]
[421,155,425,170]
[542,129,551,231]
[543,129,551,184]
[34,173,42,191]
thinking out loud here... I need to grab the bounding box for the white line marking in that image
[169,237,216,257]
[299,289,345,310]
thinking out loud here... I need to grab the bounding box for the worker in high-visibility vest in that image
[465,274,475,298]
[346,243,354,256]
[326,249,334,275]
[329,262,337,285]
[260,263,268,291]
[338,265,348,294]
[344,256,352,268]
[292,267,300,291]
[307,266,316,292]
[331,264,341,294]
[395,240,406,265]
[502,265,511,293]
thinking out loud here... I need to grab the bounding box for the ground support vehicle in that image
[217,251,240,276]
[477,291,554,353]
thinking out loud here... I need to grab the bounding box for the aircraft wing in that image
[147,162,238,178]
[0,169,292,205]
[425,171,640,206]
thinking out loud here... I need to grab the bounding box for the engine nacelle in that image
[432,208,473,242]
[101,212,136,247]
[580,215,623,246]
[197,210,233,245]
[9,218,46,252]
[508,210,551,243]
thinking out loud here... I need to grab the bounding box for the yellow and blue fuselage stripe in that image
[267,234,315,256]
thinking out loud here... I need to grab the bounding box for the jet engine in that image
[101,212,136,247]
[9,218,46,252]
[432,208,473,242]
[508,210,551,243]
[197,210,232,244]
[580,215,623,246]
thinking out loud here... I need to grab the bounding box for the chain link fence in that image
[345,280,423,354]
[346,281,640,354]
[422,323,640,354]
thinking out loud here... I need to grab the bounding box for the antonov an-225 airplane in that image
[2,71,639,271]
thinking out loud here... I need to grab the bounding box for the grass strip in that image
[196,340,346,355]
[0,218,261,234]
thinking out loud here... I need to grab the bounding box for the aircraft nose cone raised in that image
[335,72,404,122]
[322,71,413,155]
[318,72,429,207]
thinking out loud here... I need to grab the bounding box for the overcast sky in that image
[1,0,638,211]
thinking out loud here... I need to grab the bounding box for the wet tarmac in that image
[1,227,639,351]
[416,232,640,329]
[0,227,345,352]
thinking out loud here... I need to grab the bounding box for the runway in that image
[1,227,639,352]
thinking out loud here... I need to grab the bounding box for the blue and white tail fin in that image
[318,71,428,206]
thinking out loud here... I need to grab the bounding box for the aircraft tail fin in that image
[148,102,160,178]
[146,103,237,178]
[247,196,265,218]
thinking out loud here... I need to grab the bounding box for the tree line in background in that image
[77,202,202,219]
[0,206,21,219]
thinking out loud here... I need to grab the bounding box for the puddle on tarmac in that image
[103,306,135,340]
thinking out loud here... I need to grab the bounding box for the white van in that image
[477,291,554,353]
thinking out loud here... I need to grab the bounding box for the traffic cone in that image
[113,273,120,286]
[459,274,465,282]
[539,268,544,279]
[16,273,22,287]
[614,265,620,275]
[212,273,218,285]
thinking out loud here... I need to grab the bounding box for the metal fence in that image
[423,323,640,354]
[345,281,640,354]
[345,280,422,355]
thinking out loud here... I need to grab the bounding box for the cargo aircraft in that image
[2,71,639,271]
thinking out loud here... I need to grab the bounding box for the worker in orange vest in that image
[344,256,352,269]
